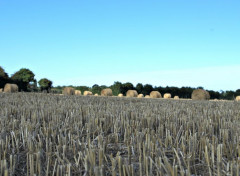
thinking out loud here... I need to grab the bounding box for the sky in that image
[0,0,239,91]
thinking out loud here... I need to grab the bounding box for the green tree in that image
[179,87,193,98]
[100,85,107,89]
[236,89,240,96]
[167,86,180,97]
[222,91,235,100]
[38,78,53,92]
[110,81,122,96]
[75,86,90,93]
[0,66,9,88]
[121,82,134,95]
[11,68,35,91]
[29,79,38,92]
[91,84,102,94]
[142,84,153,95]
[208,90,220,99]
[136,83,144,94]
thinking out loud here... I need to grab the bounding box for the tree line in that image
[54,82,239,100]
[0,66,52,92]
[1,66,239,100]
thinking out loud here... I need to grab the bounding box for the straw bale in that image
[118,93,123,97]
[62,87,75,95]
[75,90,81,95]
[84,91,93,96]
[101,88,113,96]
[236,96,240,101]
[174,96,179,100]
[126,90,138,97]
[150,91,162,98]
[4,83,18,93]
[164,93,171,99]
[191,89,210,100]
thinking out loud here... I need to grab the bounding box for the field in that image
[0,93,239,176]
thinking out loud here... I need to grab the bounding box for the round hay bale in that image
[145,95,150,98]
[83,91,93,96]
[4,83,18,93]
[101,88,113,96]
[236,96,240,101]
[174,96,179,100]
[137,94,144,98]
[191,89,210,100]
[75,90,81,95]
[126,90,138,97]
[94,93,99,96]
[205,91,210,99]
[150,91,162,98]
[62,87,75,95]
[164,93,171,99]
[118,93,123,97]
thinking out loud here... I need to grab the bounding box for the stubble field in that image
[0,93,239,175]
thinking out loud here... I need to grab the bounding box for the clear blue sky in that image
[0,0,239,91]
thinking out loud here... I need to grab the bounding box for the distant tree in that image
[92,84,99,88]
[92,84,102,94]
[100,85,107,89]
[29,79,38,92]
[155,86,165,94]
[208,90,220,99]
[165,86,171,94]
[167,86,180,97]
[222,91,235,100]
[110,81,123,96]
[0,66,8,79]
[38,78,53,93]
[50,86,63,94]
[75,86,90,93]
[11,68,35,91]
[136,83,144,94]
[0,66,9,88]
[236,89,240,95]
[142,84,153,95]
[121,82,134,95]
[179,87,193,98]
